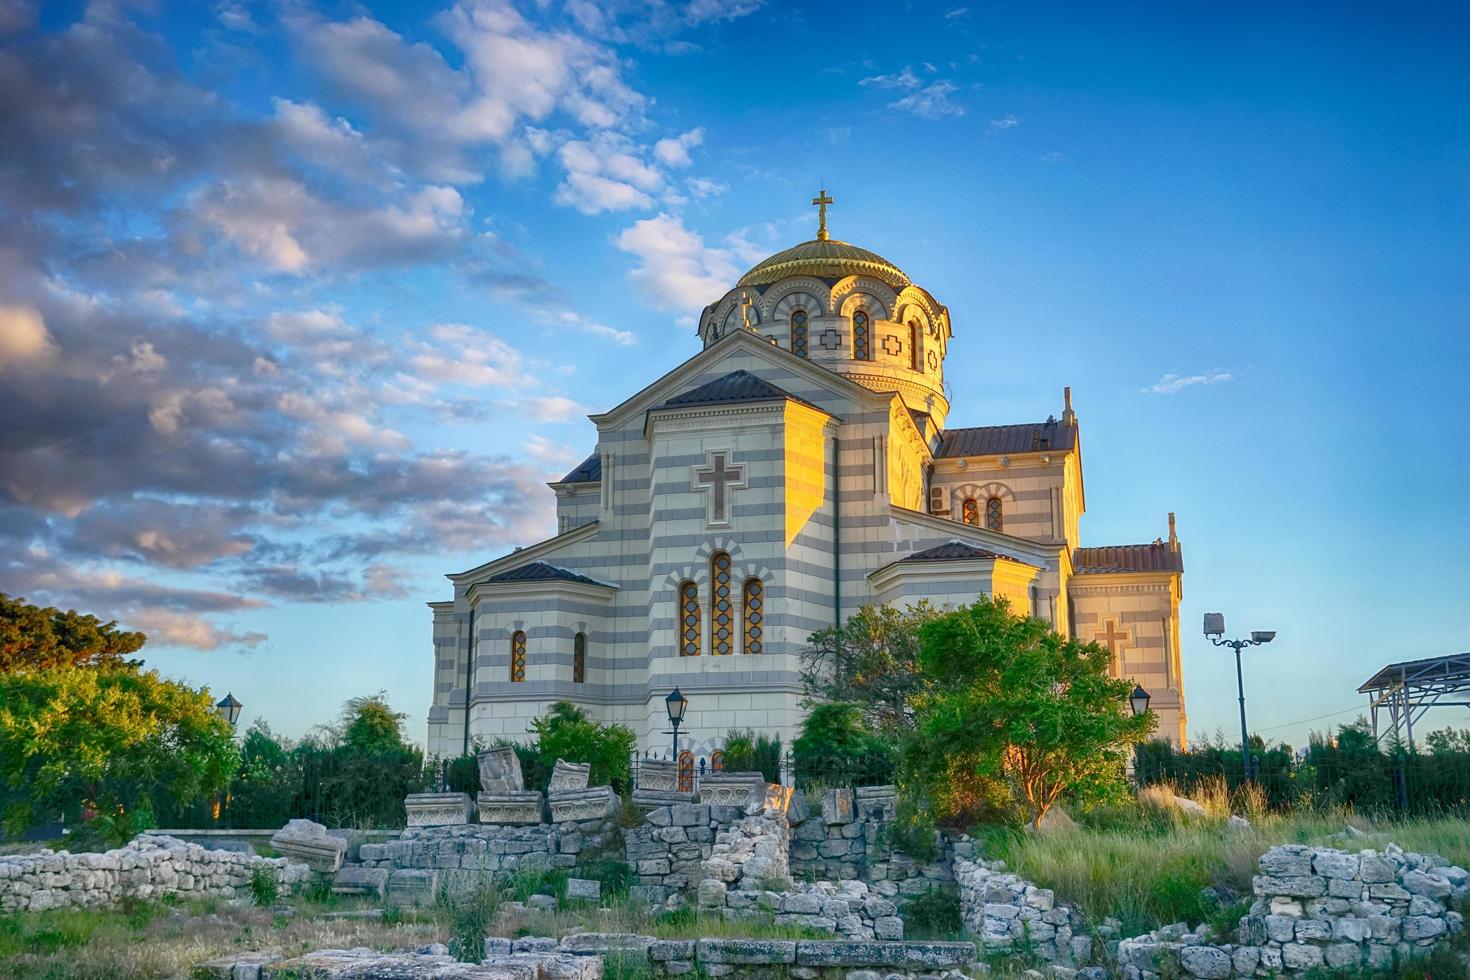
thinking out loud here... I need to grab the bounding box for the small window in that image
[677,750,695,792]
[711,552,733,656]
[573,632,586,683]
[711,749,725,773]
[510,630,526,682]
[853,310,871,361]
[986,496,1004,532]
[791,310,808,358]
[742,578,764,655]
[961,498,979,526]
[908,320,921,371]
[679,581,700,657]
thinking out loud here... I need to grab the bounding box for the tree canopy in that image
[800,601,942,735]
[0,666,238,840]
[0,592,147,671]
[900,596,1154,829]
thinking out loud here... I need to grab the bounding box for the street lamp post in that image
[665,688,688,759]
[214,693,243,728]
[1203,613,1275,780]
[1129,685,1150,782]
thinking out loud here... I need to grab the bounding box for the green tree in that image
[339,692,409,752]
[902,596,1153,829]
[791,702,895,789]
[722,728,783,783]
[0,593,146,671]
[801,601,941,735]
[527,702,636,793]
[0,667,239,840]
[311,693,427,827]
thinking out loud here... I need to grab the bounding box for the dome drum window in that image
[853,310,871,361]
[791,310,808,358]
[986,496,1004,531]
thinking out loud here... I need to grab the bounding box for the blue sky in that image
[1,0,1466,750]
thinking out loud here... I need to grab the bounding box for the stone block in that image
[1325,942,1363,969]
[385,869,438,907]
[854,785,898,823]
[698,878,727,908]
[671,804,710,826]
[269,819,347,873]
[699,774,767,811]
[821,788,855,825]
[878,941,977,968]
[1402,869,1452,900]
[528,894,558,911]
[477,746,525,793]
[760,784,795,818]
[632,789,694,811]
[565,877,600,902]
[1253,874,1326,897]
[558,933,657,954]
[1313,851,1360,880]
[330,866,389,898]
[1294,917,1331,941]
[874,916,904,940]
[794,941,887,966]
[1358,852,1397,882]
[548,759,591,794]
[651,940,696,961]
[477,791,544,825]
[635,758,680,794]
[1281,943,1324,970]
[787,791,811,825]
[1178,945,1231,979]
[549,786,619,823]
[696,939,798,964]
[1259,846,1314,877]
[404,792,473,827]
[1403,915,1447,940]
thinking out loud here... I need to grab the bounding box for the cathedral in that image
[426,195,1187,759]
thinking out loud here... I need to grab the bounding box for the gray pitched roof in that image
[900,540,1034,566]
[482,561,606,586]
[557,453,601,484]
[1073,543,1184,575]
[658,369,816,411]
[936,418,1076,458]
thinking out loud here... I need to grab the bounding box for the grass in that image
[983,785,1470,937]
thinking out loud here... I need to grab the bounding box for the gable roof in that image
[903,540,1007,562]
[936,418,1076,458]
[557,452,601,484]
[656,369,819,412]
[480,561,607,586]
[1073,543,1184,575]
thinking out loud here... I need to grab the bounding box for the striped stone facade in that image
[428,241,1187,756]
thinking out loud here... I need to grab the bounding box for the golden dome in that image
[737,238,912,290]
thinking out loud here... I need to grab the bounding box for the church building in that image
[427,195,1187,759]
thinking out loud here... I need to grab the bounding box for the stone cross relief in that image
[880,334,903,356]
[1095,619,1129,672]
[693,451,745,525]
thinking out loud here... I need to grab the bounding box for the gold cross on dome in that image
[811,188,834,241]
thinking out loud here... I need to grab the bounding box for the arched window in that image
[985,496,1004,531]
[710,749,725,773]
[677,750,695,792]
[961,498,979,526]
[791,309,808,358]
[711,551,734,655]
[742,578,764,655]
[510,630,526,682]
[679,581,700,657]
[852,310,871,361]
[908,320,921,371]
[573,632,586,683]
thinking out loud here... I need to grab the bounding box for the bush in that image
[902,887,962,939]
[444,882,501,963]
[885,798,939,862]
[523,702,636,794]
[722,729,783,783]
[791,702,895,790]
[445,753,482,796]
[248,866,279,906]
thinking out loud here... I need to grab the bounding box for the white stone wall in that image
[0,835,310,912]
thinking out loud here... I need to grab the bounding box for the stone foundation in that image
[0,834,310,912]
[624,802,746,903]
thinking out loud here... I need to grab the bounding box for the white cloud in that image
[686,176,727,199]
[860,68,921,90]
[0,304,59,365]
[890,81,964,120]
[989,113,1021,131]
[614,213,741,316]
[1143,370,1234,395]
[653,127,704,168]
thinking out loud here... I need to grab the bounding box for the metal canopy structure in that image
[1358,652,1470,749]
